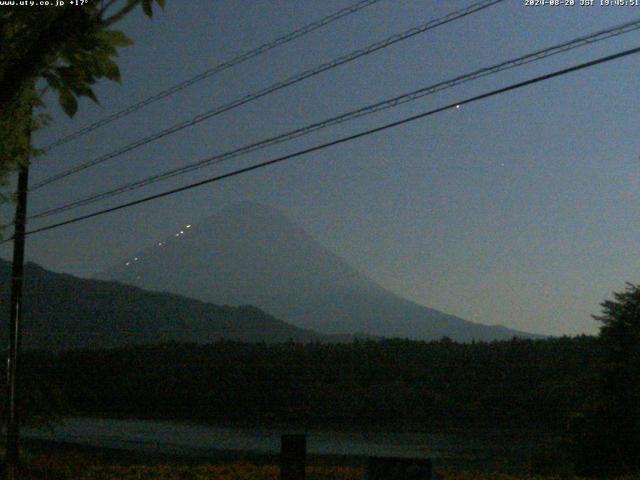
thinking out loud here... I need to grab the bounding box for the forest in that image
[24,336,601,431]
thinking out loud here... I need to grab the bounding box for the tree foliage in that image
[0,351,66,429]
[41,336,600,432]
[571,283,640,476]
[0,0,165,180]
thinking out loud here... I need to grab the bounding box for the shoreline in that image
[20,437,368,468]
[49,413,565,436]
[20,417,564,474]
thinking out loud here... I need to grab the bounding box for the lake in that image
[24,417,554,470]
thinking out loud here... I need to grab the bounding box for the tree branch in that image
[101,1,140,27]
[0,9,95,114]
[98,0,119,18]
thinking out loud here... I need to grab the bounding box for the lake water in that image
[24,417,551,469]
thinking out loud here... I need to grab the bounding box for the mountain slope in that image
[0,259,336,351]
[98,202,537,341]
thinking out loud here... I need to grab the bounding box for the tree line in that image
[24,336,600,431]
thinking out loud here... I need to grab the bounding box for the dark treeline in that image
[25,336,602,431]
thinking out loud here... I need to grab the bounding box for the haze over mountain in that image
[98,202,537,341]
[0,259,337,351]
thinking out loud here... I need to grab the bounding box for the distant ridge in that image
[98,202,539,342]
[0,259,345,351]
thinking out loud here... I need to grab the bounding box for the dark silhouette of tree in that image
[0,0,165,192]
[1,0,165,115]
[572,283,640,476]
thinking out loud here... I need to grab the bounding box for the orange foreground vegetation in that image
[23,456,640,480]
[27,456,361,480]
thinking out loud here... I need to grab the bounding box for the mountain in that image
[0,259,339,351]
[98,202,537,341]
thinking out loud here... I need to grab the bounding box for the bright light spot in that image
[134,257,138,261]
[175,233,179,237]
[186,225,191,228]
[125,262,130,266]
[180,230,184,234]
[455,105,460,109]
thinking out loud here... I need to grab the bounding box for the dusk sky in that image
[2,0,640,336]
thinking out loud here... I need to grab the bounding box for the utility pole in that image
[5,131,31,480]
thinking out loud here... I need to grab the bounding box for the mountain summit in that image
[98,202,536,341]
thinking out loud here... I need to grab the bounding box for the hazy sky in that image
[3,0,640,336]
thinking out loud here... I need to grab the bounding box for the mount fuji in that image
[97,202,537,342]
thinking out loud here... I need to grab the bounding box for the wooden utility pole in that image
[5,140,31,480]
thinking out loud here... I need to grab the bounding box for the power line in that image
[13,44,640,241]
[27,17,640,221]
[30,0,505,191]
[41,0,384,152]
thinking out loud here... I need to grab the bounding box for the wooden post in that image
[280,434,306,480]
[5,160,30,480]
[367,456,432,480]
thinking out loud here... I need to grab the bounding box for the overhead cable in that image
[31,0,504,191]
[13,44,640,241]
[41,0,384,152]
[27,17,640,220]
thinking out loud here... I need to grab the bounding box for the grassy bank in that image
[6,442,638,480]
[14,455,640,480]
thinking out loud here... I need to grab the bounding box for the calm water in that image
[24,417,551,469]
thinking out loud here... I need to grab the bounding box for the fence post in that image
[367,456,432,480]
[280,434,306,480]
